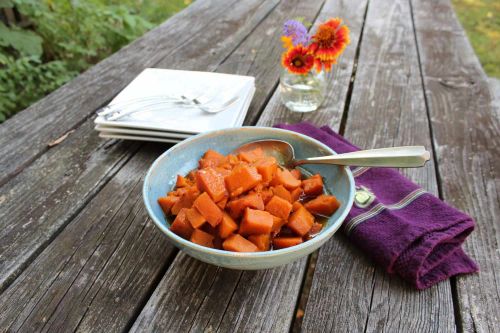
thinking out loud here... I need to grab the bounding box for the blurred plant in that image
[0,0,188,122]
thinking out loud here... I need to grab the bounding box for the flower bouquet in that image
[279,18,350,112]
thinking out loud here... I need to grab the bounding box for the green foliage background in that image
[0,0,189,122]
[452,0,499,77]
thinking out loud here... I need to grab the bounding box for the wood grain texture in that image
[0,0,278,296]
[301,0,455,332]
[412,0,500,331]
[130,1,328,332]
[0,0,277,186]
[130,253,306,333]
[0,145,176,332]
[0,120,139,293]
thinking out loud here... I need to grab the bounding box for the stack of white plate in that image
[94,68,255,143]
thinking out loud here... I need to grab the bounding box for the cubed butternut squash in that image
[227,192,264,219]
[224,165,262,197]
[272,185,292,203]
[199,149,226,168]
[176,175,190,187]
[270,168,301,190]
[287,206,314,236]
[254,156,278,183]
[158,195,179,215]
[271,215,287,233]
[290,169,302,180]
[171,186,200,215]
[265,195,293,220]
[304,194,340,216]
[238,147,264,163]
[302,174,324,196]
[219,212,238,239]
[248,234,271,251]
[190,229,214,248]
[193,192,223,227]
[196,168,227,202]
[273,237,303,249]
[239,208,273,235]
[222,234,259,252]
[290,187,303,202]
[186,207,206,229]
[169,208,193,239]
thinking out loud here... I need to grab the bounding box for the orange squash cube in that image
[272,184,292,203]
[304,194,340,216]
[265,195,293,220]
[224,165,262,196]
[287,206,314,236]
[193,192,223,227]
[248,234,271,251]
[227,192,264,219]
[273,237,303,249]
[196,168,227,202]
[302,174,324,196]
[223,234,259,252]
[199,149,226,168]
[254,156,278,183]
[239,208,273,235]
[219,212,239,239]
[238,147,265,163]
[270,168,301,190]
[190,229,214,248]
[170,208,194,239]
[186,207,206,229]
[158,195,179,215]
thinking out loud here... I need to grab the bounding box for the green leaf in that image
[0,22,43,57]
[0,0,14,8]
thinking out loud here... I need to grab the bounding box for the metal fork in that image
[98,91,239,121]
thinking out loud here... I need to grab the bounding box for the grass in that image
[452,0,500,77]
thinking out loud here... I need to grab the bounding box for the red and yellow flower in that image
[309,18,350,63]
[281,45,315,75]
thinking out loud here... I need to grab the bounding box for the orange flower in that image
[314,57,337,73]
[309,18,350,62]
[282,45,314,74]
[281,36,293,49]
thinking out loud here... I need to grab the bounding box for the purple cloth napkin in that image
[275,122,478,289]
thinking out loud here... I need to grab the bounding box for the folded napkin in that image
[275,122,478,289]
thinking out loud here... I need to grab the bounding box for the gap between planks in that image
[0,0,279,297]
[289,1,372,331]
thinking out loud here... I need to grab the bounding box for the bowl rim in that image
[143,126,355,258]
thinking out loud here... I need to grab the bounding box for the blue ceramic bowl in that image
[143,127,355,269]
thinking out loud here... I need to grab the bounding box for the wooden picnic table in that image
[0,0,498,331]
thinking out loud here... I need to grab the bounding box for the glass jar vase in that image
[279,69,327,112]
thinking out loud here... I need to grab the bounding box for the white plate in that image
[95,124,191,139]
[98,132,182,143]
[95,68,255,134]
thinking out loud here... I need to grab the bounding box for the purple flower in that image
[283,20,310,46]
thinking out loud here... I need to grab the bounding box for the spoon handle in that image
[295,146,431,168]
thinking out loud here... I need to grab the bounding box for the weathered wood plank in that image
[0,145,176,332]
[0,120,138,292]
[301,0,455,332]
[130,1,343,331]
[411,0,500,331]
[0,0,278,294]
[0,1,317,331]
[0,0,278,186]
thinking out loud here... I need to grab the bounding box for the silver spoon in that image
[233,139,430,168]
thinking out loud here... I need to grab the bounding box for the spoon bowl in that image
[234,139,430,168]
